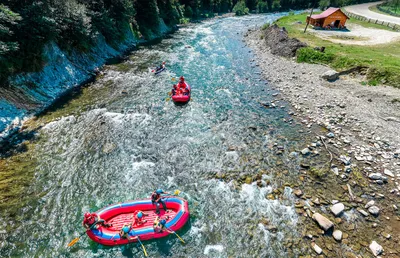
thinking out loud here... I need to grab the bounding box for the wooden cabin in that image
[306,8,349,29]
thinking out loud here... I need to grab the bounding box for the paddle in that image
[136,236,148,257]
[68,220,99,247]
[169,229,185,244]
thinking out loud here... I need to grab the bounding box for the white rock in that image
[369,173,382,180]
[369,241,383,256]
[368,206,380,216]
[301,148,310,155]
[321,70,339,81]
[330,203,345,217]
[312,213,334,231]
[312,242,323,254]
[358,209,369,217]
[333,230,342,241]
[365,200,375,209]
[384,169,394,177]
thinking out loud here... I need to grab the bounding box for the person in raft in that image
[177,76,189,95]
[172,84,178,95]
[82,212,112,229]
[151,189,169,214]
[132,210,149,226]
[156,61,166,72]
[119,223,138,241]
[153,216,173,233]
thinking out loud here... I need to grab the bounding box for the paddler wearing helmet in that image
[132,210,148,226]
[153,216,173,233]
[119,223,138,241]
[177,76,189,94]
[156,61,166,72]
[151,189,169,214]
[82,212,112,230]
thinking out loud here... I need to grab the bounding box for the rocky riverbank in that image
[244,27,400,257]
[0,19,174,141]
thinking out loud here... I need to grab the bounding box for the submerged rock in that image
[312,213,334,231]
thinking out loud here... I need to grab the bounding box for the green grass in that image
[275,13,400,87]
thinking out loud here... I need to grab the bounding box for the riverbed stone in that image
[333,230,342,241]
[365,200,375,209]
[311,242,323,254]
[301,148,310,155]
[321,70,339,81]
[369,241,383,256]
[368,173,382,180]
[312,213,334,231]
[368,206,380,216]
[294,189,303,197]
[330,203,345,217]
[384,169,394,177]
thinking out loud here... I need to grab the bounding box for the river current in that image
[1,13,309,257]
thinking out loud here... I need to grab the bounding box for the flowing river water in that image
[1,14,315,257]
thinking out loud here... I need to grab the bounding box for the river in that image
[1,13,310,257]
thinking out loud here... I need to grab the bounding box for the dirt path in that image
[309,23,400,45]
[345,1,400,26]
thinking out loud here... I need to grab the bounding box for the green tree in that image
[0,5,21,55]
[233,0,249,15]
[319,0,330,10]
[257,0,269,12]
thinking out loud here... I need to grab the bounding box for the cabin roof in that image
[310,7,349,20]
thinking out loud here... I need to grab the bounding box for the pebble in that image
[365,200,375,209]
[333,230,342,241]
[301,148,310,155]
[312,213,334,231]
[327,132,335,138]
[368,206,380,216]
[368,173,382,180]
[384,169,394,177]
[311,242,323,255]
[369,241,383,256]
[330,203,345,217]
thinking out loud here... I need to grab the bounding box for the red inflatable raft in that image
[86,197,189,246]
[172,82,191,103]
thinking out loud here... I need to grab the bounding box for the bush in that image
[296,47,334,64]
[233,0,249,16]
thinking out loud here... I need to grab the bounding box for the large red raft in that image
[172,82,191,103]
[86,197,189,246]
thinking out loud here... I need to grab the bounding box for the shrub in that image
[233,0,249,16]
[296,47,334,64]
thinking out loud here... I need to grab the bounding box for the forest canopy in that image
[0,0,376,83]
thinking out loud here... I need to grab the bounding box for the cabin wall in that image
[321,11,348,27]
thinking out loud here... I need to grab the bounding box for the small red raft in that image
[172,82,191,103]
[86,197,189,246]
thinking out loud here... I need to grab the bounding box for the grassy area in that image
[275,13,400,87]
[377,4,400,16]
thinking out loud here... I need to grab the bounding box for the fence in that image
[343,10,400,32]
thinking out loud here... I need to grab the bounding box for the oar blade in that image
[68,237,80,247]
[142,245,148,257]
[175,233,185,244]
[173,190,181,196]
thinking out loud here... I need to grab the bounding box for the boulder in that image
[312,213,334,231]
[330,203,345,216]
[321,70,339,81]
[369,241,383,256]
